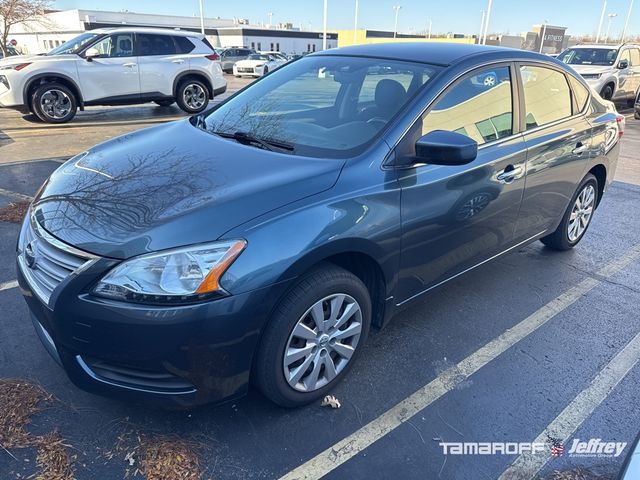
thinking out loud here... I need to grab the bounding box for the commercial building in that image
[6,9,336,55]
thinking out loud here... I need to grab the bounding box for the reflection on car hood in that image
[33,120,344,259]
[0,53,76,65]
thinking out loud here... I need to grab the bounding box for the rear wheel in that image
[600,84,614,101]
[254,264,371,407]
[175,79,209,114]
[540,173,598,251]
[31,83,77,123]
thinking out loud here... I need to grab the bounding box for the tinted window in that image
[138,34,177,56]
[358,65,430,109]
[201,37,215,50]
[631,49,640,66]
[559,48,618,66]
[174,36,195,54]
[520,66,572,129]
[568,75,590,113]
[200,56,439,158]
[90,33,134,58]
[422,66,513,145]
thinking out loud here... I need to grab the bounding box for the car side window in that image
[174,36,195,54]
[357,65,433,111]
[138,34,177,56]
[90,33,134,58]
[421,66,514,145]
[630,49,640,67]
[520,66,572,130]
[568,75,590,113]
[619,49,631,66]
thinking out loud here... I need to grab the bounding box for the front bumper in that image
[17,254,290,407]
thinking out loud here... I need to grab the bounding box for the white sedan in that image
[233,53,286,77]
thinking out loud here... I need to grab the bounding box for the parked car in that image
[233,53,286,77]
[0,27,226,123]
[260,51,289,63]
[17,43,622,408]
[0,45,19,58]
[635,88,640,119]
[558,43,640,103]
[219,47,255,73]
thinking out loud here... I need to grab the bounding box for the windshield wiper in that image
[212,130,295,152]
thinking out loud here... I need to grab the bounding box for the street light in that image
[482,0,493,45]
[427,17,432,39]
[539,19,549,54]
[606,13,618,43]
[596,0,607,43]
[478,10,486,44]
[353,0,359,44]
[198,0,205,34]
[267,12,273,27]
[393,5,402,39]
[323,0,328,50]
[620,0,634,43]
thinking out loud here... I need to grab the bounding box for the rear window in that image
[175,36,196,54]
[201,37,215,51]
[138,34,177,56]
[568,75,590,113]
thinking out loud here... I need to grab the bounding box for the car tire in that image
[31,83,77,123]
[600,84,614,101]
[154,99,175,107]
[540,173,599,251]
[254,263,371,408]
[175,79,210,114]
[635,110,640,120]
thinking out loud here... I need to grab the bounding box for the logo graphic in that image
[24,240,37,268]
[548,436,565,457]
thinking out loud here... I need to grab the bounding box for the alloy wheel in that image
[283,293,363,392]
[182,83,207,110]
[568,184,595,242]
[39,89,72,120]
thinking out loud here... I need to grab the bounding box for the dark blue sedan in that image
[16,43,623,407]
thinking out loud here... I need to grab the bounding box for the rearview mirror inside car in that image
[414,130,478,166]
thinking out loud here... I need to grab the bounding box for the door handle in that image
[122,62,137,68]
[572,142,589,155]
[172,59,185,64]
[496,165,523,183]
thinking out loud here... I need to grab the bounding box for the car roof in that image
[89,27,204,38]
[311,42,545,66]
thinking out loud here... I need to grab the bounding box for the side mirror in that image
[84,47,100,61]
[618,59,629,69]
[415,130,478,166]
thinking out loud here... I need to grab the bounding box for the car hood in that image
[0,53,76,65]
[569,64,613,75]
[235,59,267,67]
[32,120,344,259]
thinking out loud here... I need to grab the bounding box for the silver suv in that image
[559,43,640,103]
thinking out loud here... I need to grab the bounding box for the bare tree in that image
[0,0,51,57]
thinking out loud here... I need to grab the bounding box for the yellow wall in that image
[337,29,476,48]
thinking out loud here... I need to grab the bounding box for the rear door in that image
[514,64,594,240]
[629,48,640,95]
[137,33,190,96]
[395,64,527,303]
[76,33,139,102]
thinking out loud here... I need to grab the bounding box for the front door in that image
[395,64,527,304]
[76,33,140,102]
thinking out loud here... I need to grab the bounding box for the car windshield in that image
[48,33,101,55]
[248,54,269,61]
[198,55,439,158]
[559,48,618,66]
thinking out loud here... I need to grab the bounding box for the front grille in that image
[18,216,97,306]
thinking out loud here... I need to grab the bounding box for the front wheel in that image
[600,84,614,101]
[254,264,371,407]
[31,83,77,123]
[175,79,210,114]
[540,173,598,251]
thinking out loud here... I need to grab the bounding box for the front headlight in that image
[93,240,246,304]
[581,73,602,80]
[255,64,264,68]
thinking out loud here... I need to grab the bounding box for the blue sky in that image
[53,0,638,37]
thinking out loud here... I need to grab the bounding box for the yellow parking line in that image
[499,331,640,479]
[280,243,640,480]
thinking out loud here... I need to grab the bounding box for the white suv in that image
[558,43,640,103]
[0,27,226,123]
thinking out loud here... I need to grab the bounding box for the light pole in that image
[482,0,493,45]
[198,0,205,34]
[606,13,618,43]
[620,0,634,42]
[596,0,607,43]
[427,17,432,39]
[267,12,273,27]
[323,0,328,50]
[478,10,486,44]
[393,5,402,39]
[539,20,549,53]
[353,0,359,44]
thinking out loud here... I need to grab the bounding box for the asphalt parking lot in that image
[0,84,639,479]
